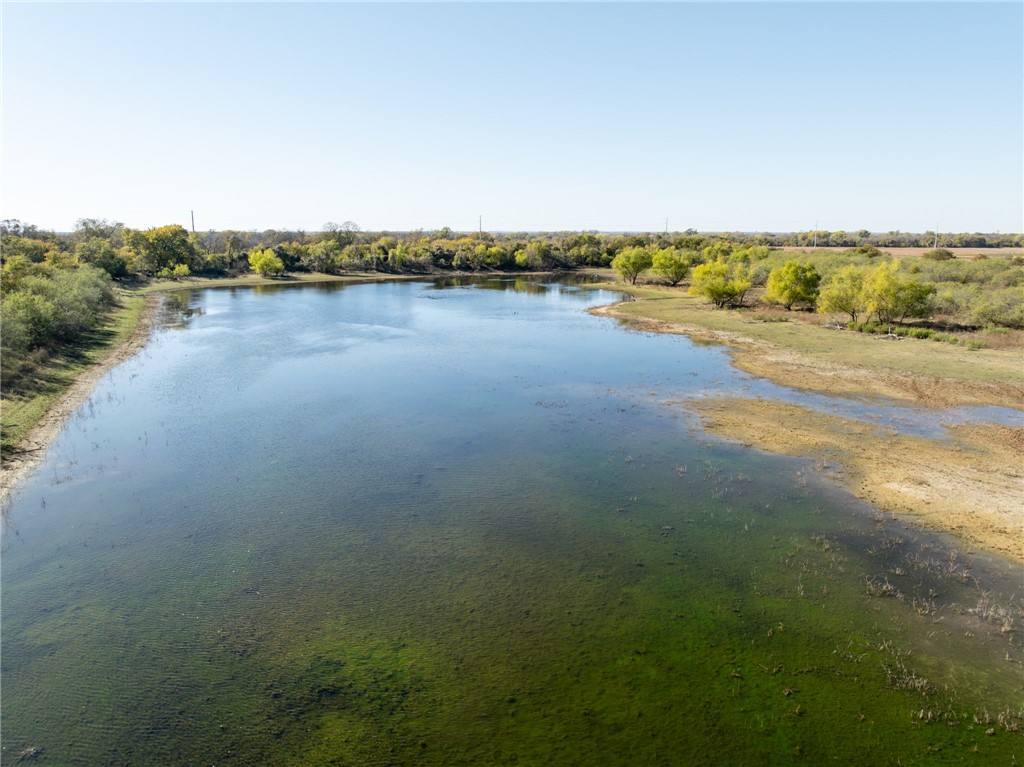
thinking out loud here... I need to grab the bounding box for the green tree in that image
[863,260,935,326]
[688,259,752,308]
[1,236,50,263]
[123,225,198,275]
[701,240,733,262]
[75,237,129,278]
[0,291,57,351]
[650,247,690,286]
[765,261,821,310]
[249,248,285,277]
[817,265,866,322]
[611,246,653,284]
[515,240,552,270]
[303,240,341,273]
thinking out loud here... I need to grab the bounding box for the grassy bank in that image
[587,274,1024,408]
[1,291,149,457]
[0,270,557,464]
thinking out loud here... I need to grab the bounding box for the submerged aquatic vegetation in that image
[2,278,1022,764]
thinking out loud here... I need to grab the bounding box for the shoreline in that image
[0,293,161,505]
[590,295,1024,563]
[587,299,1024,410]
[4,276,1021,563]
[0,270,564,501]
[690,396,1023,564]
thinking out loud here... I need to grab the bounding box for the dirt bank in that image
[1,294,161,504]
[689,396,1024,563]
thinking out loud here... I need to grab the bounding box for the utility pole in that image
[479,215,482,234]
[812,220,818,250]
[191,210,196,233]
[665,218,669,235]
[934,225,939,249]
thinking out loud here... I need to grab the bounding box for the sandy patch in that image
[689,396,1024,563]
[1,294,161,504]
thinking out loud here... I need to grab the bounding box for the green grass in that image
[1,292,147,456]
[587,274,1023,388]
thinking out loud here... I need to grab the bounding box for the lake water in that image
[3,277,1021,765]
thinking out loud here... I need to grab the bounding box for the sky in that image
[2,2,1021,234]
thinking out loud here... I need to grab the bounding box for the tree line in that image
[2,218,1021,393]
[2,219,1021,284]
[611,242,1024,332]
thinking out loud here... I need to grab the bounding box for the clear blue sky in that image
[2,2,1021,234]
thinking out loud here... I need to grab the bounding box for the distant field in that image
[785,246,1022,259]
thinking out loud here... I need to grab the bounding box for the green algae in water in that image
[2,278,1021,766]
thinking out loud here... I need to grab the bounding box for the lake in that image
[3,276,1021,765]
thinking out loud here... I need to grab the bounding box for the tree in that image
[75,237,129,278]
[688,259,752,308]
[0,291,56,351]
[515,240,552,270]
[303,240,341,273]
[650,247,690,286]
[817,265,866,322]
[74,218,123,244]
[611,246,653,284]
[249,248,285,276]
[765,261,821,310]
[862,260,935,325]
[123,225,198,274]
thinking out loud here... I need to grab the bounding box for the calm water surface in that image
[3,277,1022,765]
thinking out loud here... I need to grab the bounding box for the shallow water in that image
[3,277,1021,765]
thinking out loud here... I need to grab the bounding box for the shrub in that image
[0,291,57,352]
[765,261,821,310]
[922,248,954,261]
[863,260,935,325]
[611,246,653,284]
[249,248,286,277]
[819,265,867,322]
[971,288,1024,329]
[689,259,752,308]
[650,248,690,286]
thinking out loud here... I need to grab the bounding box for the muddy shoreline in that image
[588,301,1024,409]
[592,298,1024,563]
[0,294,161,505]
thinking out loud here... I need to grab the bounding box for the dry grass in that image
[586,277,1024,408]
[688,396,1024,563]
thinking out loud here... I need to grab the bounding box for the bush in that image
[863,260,935,325]
[971,288,1024,329]
[853,244,884,258]
[1,264,116,390]
[650,248,690,286]
[0,291,57,351]
[688,259,752,308]
[611,246,653,284]
[818,265,867,322]
[765,261,820,310]
[922,248,954,261]
[249,249,285,277]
